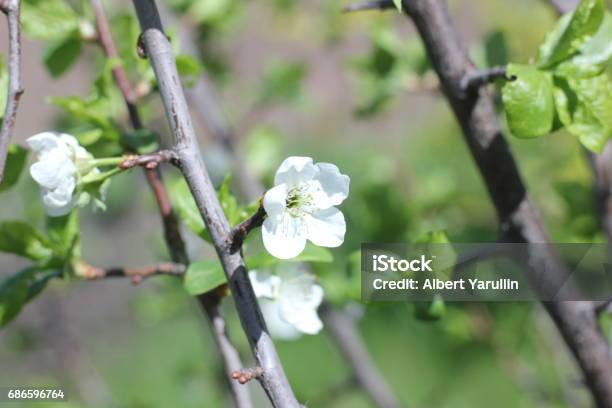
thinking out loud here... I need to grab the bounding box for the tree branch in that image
[0,0,23,183]
[119,150,178,170]
[320,303,401,408]
[77,261,185,282]
[231,367,264,384]
[460,66,509,94]
[391,1,612,406]
[90,2,253,407]
[229,204,266,253]
[131,1,299,406]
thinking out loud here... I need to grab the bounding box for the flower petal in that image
[262,213,307,259]
[41,180,77,217]
[30,153,76,189]
[258,299,302,340]
[59,133,90,160]
[305,207,346,248]
[26,132,60,154]
[263,183,288,217]
[248,270,281,299]
[312,162,350,208]
[274,156,316,187]
[279,271,324,335]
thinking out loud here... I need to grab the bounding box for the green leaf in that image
[0,267,59,327]
[184,260,226,295]
[537,0,605,67]
[0,144,27,193]
[43,30,83,78]
[257,61,306,105]
[171,177,256,243]
[502,64,555,138]
[123,129,160,154]
[0,222,52,261]
[21,0,79,40]
[392,0,402,12]
[554,73,612,152]
[555,12,612,77]
[246,243,333,269]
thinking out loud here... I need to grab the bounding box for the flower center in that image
[286,184,315,217]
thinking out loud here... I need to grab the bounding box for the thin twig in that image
[119,149,178,170]
[460,66,509,94]
[231,367,264,385]
[131,1,299,406]
[394,1,612,405]
[229,204,266,253]
[90,2,253,407]
[342,0,394,13]
[78,261,185,283]
[0,0,23,183]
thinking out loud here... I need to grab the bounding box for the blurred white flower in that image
[27,132,102,217]
[262,156,350,259]
[249,267,324,340]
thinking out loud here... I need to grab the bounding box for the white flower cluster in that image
[262,156,350,259]
[27,132,107,216]
[248,157,349,339]
[249,267,324,340]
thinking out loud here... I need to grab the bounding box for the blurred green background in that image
[1,0,612,407]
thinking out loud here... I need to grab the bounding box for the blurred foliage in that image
[0,0,609,407]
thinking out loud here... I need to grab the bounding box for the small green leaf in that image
[73,127,104,147]
[0,267,59,327]
[392,0,402,12]
[0,144,27,193]
[21,0,79,40]
[184,260,226,295]
[43,31,83,78]
[246,243,333,269]
[0,222,52,261]
[502,64,555,138]
[537,0,605,67]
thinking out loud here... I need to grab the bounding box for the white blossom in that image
[249,267,324,340]
[27,132,100,217]
[262,156,350,259]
